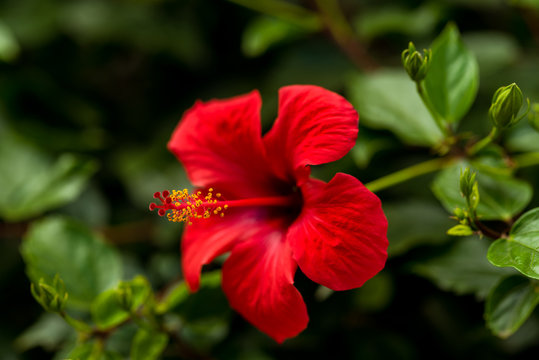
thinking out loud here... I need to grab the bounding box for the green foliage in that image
[228,0,322,29]
[21,217,122,309]
[528,103,539,132]
[463,32,520,77]
[3,0,539,357]
[432,162,532,221]
[424,23,479,125]
[14,313,72,353]
[485,276,539,338]
[384,200,453,256]
[0,20,19,61]
[91,276,152,330]
[446,224,474,236]
[353,271,393,312]
[0,131,97,222]
[348,69,443,146]
[242,16,312,57]
[488,208,539,279]
[350,131,395,169]
[353,3,441,40]
[414,237,515,299]
[130,328,168,360]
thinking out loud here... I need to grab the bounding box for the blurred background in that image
[1,0,539,359]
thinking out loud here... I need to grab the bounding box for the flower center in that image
[149,188,298,225]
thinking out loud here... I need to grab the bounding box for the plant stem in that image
[416,82,451,138]
[365,157,455,193]
[472,218,503,240]
[60,311,93,333]
[513,152,539,168]
[468,127,499,155]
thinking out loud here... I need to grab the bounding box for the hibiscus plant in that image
[3,0,539,359]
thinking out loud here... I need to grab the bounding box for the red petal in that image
[168,91,280,198]
[182,208,268,291]
[222,224,308,343]
[263,85,358,184]
[288,173,388,291]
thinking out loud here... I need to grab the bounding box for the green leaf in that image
[505,121,539,153]
[447,224,474,236]
[242,16,311,57]
[91,289,130,330]
[0,20,20,61]
[14,313,72,352]
[463,32,519,77]
[163,271,222,318]
[67,342,95,360]
[91,276,151,330]
[350,131,395,169]
[0,131,97,222]
[21,216,122,310]
[488,208,539,279]
[431,162,532,221]
[414,237,515,299]
[347,69,443,146]
[155,281,189,315]
[424,23,479,124]
[130,328,168,360]
[353,272,393,312]
[485,275,539,338]
[512,0,539,9]
[227,0,322,29]
[385,200,453,256]
[354,3,441,40]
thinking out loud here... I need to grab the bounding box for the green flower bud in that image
[401,42,431,82]
[459,168,476,198]
[459,168,479,212]
[488,83,523,128]
[453,207,465,220]
[30,275,68,313]
[528,103,539,132]
[116,282,134,311]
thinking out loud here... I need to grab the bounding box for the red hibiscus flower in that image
[150,85,388,343]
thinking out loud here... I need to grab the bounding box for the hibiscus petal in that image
[263,85,358,184]
[182,208,267,291]
[168,91,279,198]
[222,225,308,343]
[288,173,388,291]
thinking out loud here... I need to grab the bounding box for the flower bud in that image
[30,275,68,313]
[459,168,475,198]
[116,282,134,311]
[459,168,479,212]
[401,42,431,82]
[528,103,539,132]
[488,83,523,128]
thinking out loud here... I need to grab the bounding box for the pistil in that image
[149,189,297,224]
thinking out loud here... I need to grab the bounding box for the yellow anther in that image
[160,188,229,224]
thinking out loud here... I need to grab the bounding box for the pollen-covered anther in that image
[149,189,226,224]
